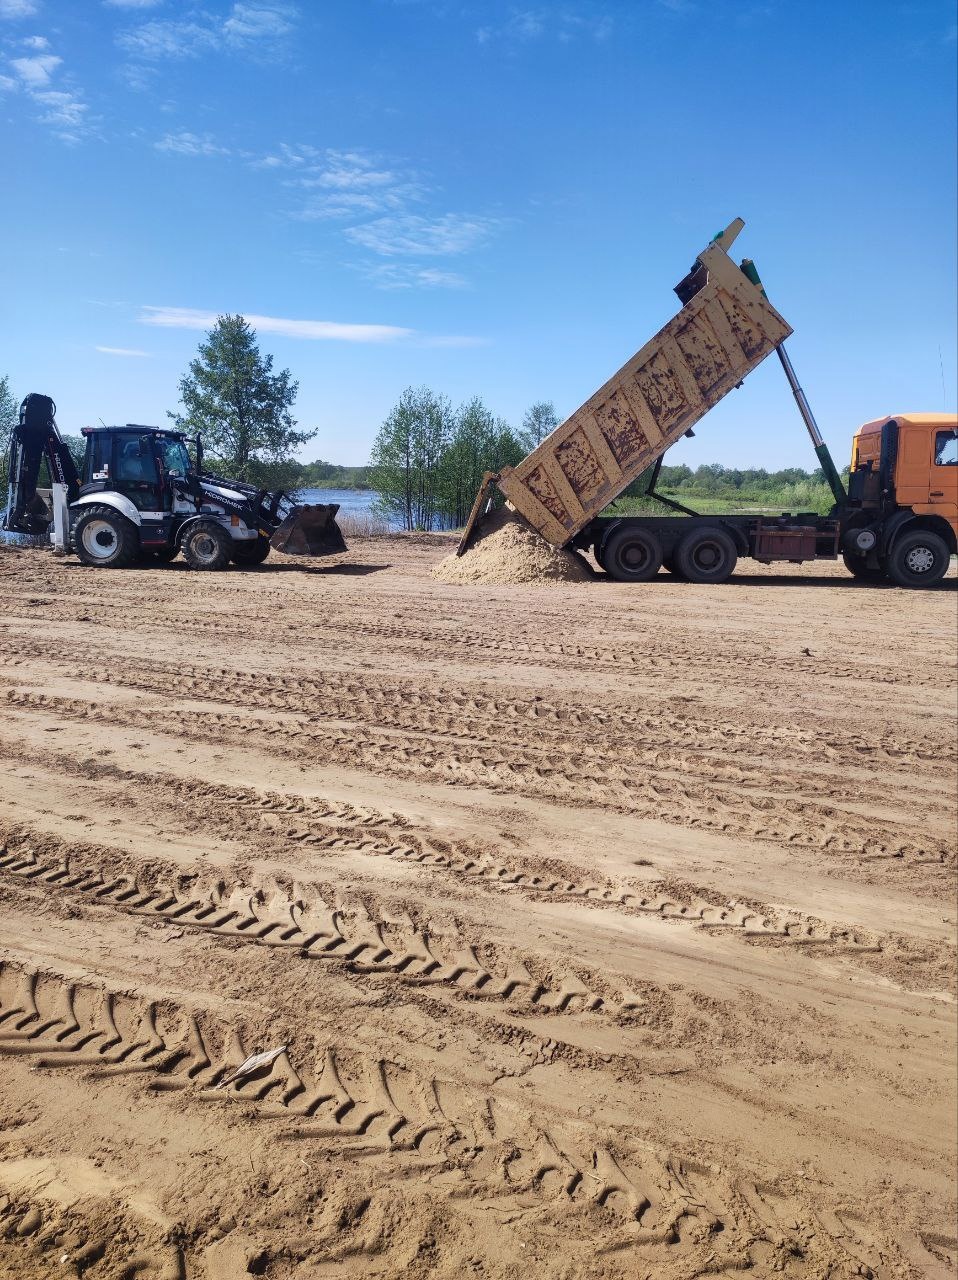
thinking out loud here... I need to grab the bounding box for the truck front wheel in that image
[600,527,663,582]
[886,530,951,588]
[674,527,738,584]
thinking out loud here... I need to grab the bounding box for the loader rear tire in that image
[601,527,663,582]
[231,536,271,565]
[74,505,139,569]
[181,521,233,571]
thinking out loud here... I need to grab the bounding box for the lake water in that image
[295,487,402,529]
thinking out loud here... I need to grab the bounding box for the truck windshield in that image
[158,438,192,476]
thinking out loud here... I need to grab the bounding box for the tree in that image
[0,375,17,501]
[369,386,454,531]
[518,400,559,452]
[439,397,525,528]
[169,315,314,487]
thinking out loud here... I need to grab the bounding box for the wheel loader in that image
[2,393,346,570]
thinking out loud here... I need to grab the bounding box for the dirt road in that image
[0,538,955,1280]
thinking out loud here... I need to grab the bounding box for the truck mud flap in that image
[269,503,348,557]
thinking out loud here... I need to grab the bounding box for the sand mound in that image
[432,507,593,586]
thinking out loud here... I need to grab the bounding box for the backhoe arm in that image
[3,393,80,534]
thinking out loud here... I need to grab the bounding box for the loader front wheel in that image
[182,521,233,571]
[601,527,663,582]
[74,505,139,569]
[231,535,271,565]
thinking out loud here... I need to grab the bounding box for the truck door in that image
[930,427,958,522]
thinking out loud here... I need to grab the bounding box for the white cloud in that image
[138,306,414,344]
[223,2,296,44]
[22,33,48,48]
[345,213,500,257]
[103,0,163,8]
[34,88,88,131]
[362,263,468,290]
[118,2,296,60]
[155,130,229,156]
[6,42,92,139]
[96,346,151,356]
[118,19,216,58]
[0,0,39,17]
[10,52,60,85]
[478,6,613,44]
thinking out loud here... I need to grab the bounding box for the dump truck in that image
[458,219,957,588]
[3,394,346,569]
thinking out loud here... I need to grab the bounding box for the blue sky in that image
[1,0,955,468]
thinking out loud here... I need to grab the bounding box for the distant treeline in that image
[294,459,374,490]
[615,461,851,517]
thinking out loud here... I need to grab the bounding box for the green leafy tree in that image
[440,397,525,528]
[518,400,560,452]
[169,315,314,488]
[0,375,18,501]
[369,386,454,530]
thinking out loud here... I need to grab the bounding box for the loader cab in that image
[80,427,196,513]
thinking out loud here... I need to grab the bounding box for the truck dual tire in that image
[181,520,233,571]
[674,526,738,584]
[600,527,663,582]
[886,530,951,588]
[73,505,139,569]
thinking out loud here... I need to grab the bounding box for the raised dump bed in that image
[495,220,791,547]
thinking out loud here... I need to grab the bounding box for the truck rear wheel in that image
[600,527,663,582]
[886,530,950,588]
[674,527,738,584]
[181,521,233,571]
[74,505,139,569]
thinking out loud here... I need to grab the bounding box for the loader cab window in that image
[934,430,958,466]
[113,433,162,511]
[157,437,191,478]
[83,432,111,485]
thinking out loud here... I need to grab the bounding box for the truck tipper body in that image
[496,221,791,546]
[458,219,957,588]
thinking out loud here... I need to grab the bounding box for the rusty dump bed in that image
[495,222,792,547]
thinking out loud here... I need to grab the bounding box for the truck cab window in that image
[934,430,958,466]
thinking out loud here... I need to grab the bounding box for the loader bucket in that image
[269,503,348,557]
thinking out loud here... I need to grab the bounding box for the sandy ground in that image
[0,537,955,1280]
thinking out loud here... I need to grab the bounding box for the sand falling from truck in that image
[432,506,593,585]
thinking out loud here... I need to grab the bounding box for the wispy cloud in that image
[118,2,297,62]
[360,263,468,290]
[103,0,164,8]
[5,40,91,139]
[139,306,414,344]
[10,52,60,85]
[477,6,612,45]
[345,213,501,257]
[96,345,151,356]
[155,130,230,156]
[0,0,39,18]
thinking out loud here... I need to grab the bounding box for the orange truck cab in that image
[842,413,958,586]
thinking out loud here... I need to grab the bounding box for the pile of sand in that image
[432,506,593,586]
